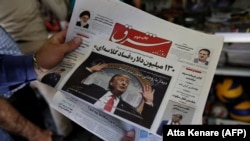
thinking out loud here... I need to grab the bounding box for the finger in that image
[62,37,82,53]
[122,130,135,141]
[44,130,53,136]
[51,30,67,43]
[144,85,150,92]
[146,85,150,91]
[101,63,108,68]
[143,85,146,92]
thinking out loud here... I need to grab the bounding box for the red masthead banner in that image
[109,23,172,58]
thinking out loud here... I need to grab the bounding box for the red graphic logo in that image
[109,23,172,57]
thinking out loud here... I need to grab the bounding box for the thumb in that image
[63,37,82,53]
[122,130,135,141]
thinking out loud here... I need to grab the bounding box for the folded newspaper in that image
[39,0,224,140]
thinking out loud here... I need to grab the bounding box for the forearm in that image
[136,100,144,114]
[0,97,43,140]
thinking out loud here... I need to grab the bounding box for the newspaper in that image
[41,0,224,140]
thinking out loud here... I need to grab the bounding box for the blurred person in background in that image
[0,0,69,55]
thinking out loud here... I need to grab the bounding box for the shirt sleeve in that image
[0,54,37,94]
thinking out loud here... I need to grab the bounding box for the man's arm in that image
[0,29,81,96]
[136,85,155,113]
[0,97,52,141]
[0,29,82,141]
[136,85,155,128]
[80,63,108,83]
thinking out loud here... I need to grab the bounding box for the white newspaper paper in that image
[43,0,224,140]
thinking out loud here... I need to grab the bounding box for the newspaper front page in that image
[42,0,224,140]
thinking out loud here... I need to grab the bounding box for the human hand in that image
[35,30,82,72]
[121,130,135,141]
[141,85,155,105]
[27,129,52,141]
[89,63,108,72]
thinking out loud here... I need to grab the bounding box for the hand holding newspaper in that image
[38,0,224,140]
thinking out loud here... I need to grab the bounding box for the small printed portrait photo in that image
[156,112,183,135]
[41,68,66,87]
[193,48,211,66]
[156,101,195,136]
[76,10,91,29]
